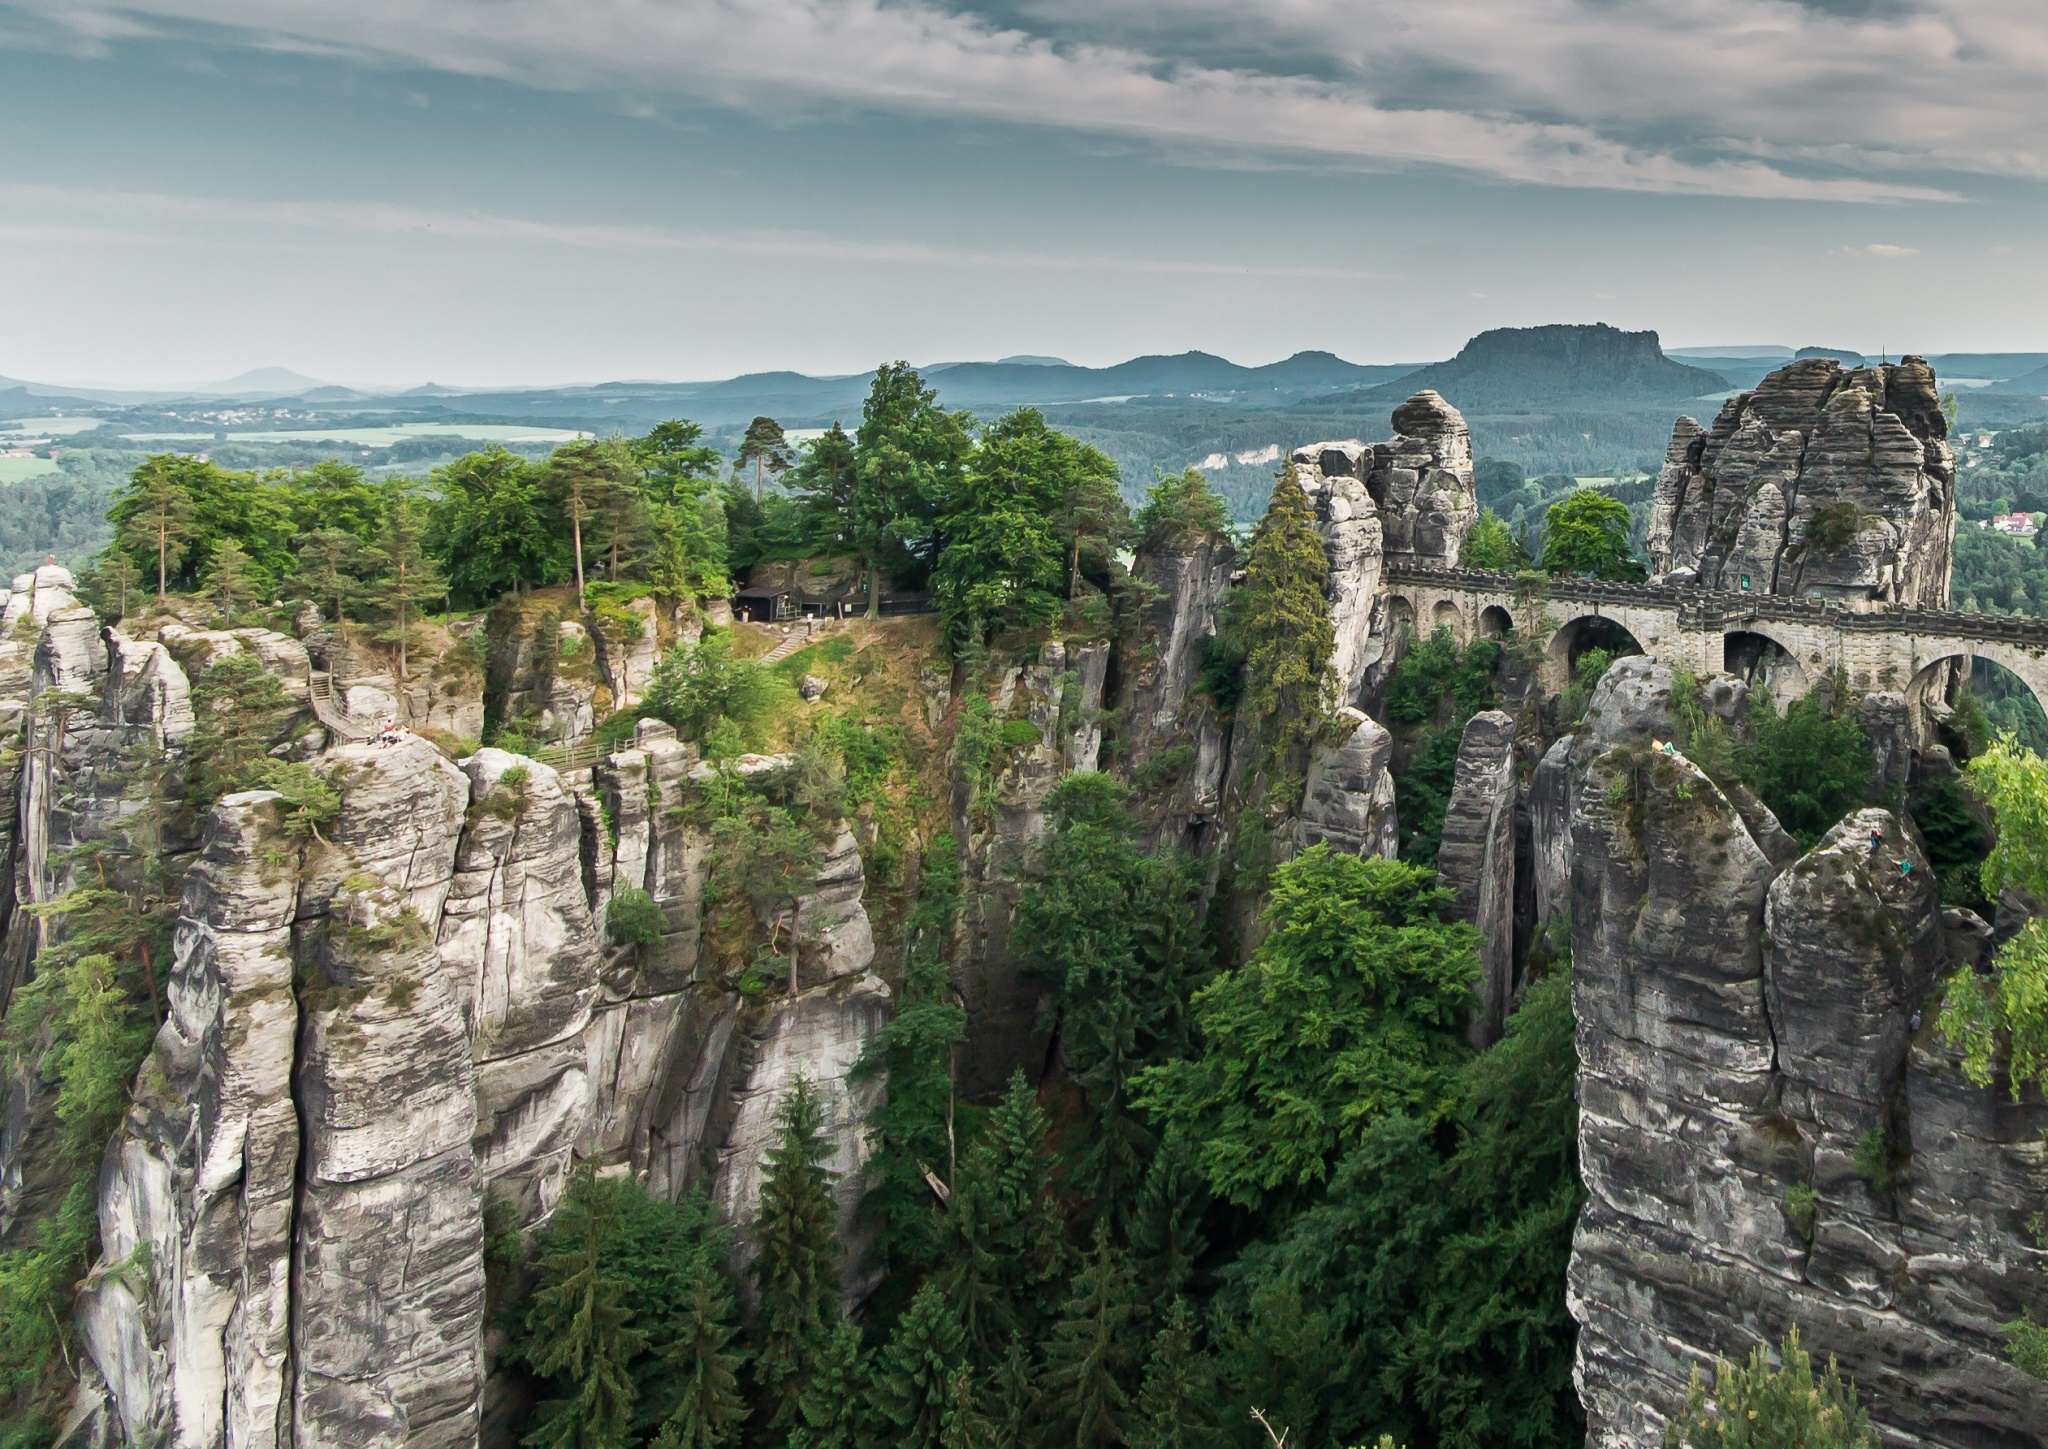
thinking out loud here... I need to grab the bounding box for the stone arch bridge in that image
[1382,563,2048,720]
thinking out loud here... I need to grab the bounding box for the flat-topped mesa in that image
[1647,356,1956,607]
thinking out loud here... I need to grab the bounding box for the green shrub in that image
[1739,687,1876,849]
[606,886,666,948]
[2001,1314,2048,1381]
[997,717,1042,750]
[1663,1328,1878,1447]
[1853,1126,1896,1196]
[642,633,788,749]
[1785,1183,1818,1240]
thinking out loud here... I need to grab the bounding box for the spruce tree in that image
[854,838,965,1279]
[519,1170,647,1449]
[937,1071,1067,1363]
[1233,462,1335,776]
[867,1281,967,1449]
[749,1076,843,1431]
[986,1337,1038,1449]
[1132,1300,1225,1449]
[1032,1222,1142,1449]
[940,1364,997,1449]
[649,1256,749,1449]
[1128,1134,1210,1310]
[788,1319,867,1449]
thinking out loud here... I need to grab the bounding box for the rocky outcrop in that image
[1289,392,1474,710]
[1114,533,1235,852]
[1565,676,2048,1444]
[953,641,1108,1094]
[1647,357,1957,606]
[38,626,892,1445]
[1434,709,1518,1045]
[1292,708,1398,861]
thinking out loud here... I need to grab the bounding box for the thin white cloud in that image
[0,183,1385,280]
[1833,242,1923,258]
[10,0,1969,202]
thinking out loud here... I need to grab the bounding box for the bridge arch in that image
[1431,599,1463,642]
[1546,613,1646,684]
[1722,628,1809,709]
[1907,647,2048,749]
[1478,604,1514,639]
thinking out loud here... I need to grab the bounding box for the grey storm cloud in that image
[12,0,2042,200]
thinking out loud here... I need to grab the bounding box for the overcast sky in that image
[3,0,2043,387]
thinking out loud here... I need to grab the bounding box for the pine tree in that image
[297,527,363,626]
[201,536,260,623]
[788,1319,867,1449]
[1132,1300,1225,1449]
[649,1256,749,1449]
[749,1076,843,1431]
[1033,1222,1142,1449]
[547,438,636,603]
[114,455,197,600]
[735,415,793,502]
[367,485,447,680]
[1233,463,1335,776]
[852,363,970,620]
[937,1071,1067,1363]
[867,1281,968,1449]
[519,1170,647,1449]
[83,550,143,623]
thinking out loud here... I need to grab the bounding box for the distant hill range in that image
[1325,324,1727,414]
[8,332,2048,436]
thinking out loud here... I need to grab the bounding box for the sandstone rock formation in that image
[1433,709,1518,1045]
[1647,357,1957,606]
[1113,531,1235,852]
[1289,391,1475,707]
[1292,708,1398,861]
[953,639,1109,1094]
[1564,669,2048,1446]
[0,587,893,1445]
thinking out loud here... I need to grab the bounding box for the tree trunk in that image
[786,903,800,997]
[1069,530,1081,599]
[396,559,408,680]
[754,455,764,505]
[156,518,168,601]
[865,560,881,621]
[571,510,586,606]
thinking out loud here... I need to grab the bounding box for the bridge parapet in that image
[1382,563,2048,649]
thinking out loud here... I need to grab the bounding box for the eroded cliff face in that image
[1289,390,1477,708]
[0,593,889,1447]
[1563,665,2048,1446]
[1647,356,1957,605]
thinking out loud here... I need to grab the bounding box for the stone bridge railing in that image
[1383,564,2048,651]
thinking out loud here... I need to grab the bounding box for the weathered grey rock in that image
[0,563,80,632]
[440,751,602,1218]
[1113,534,1234,850]
[1567,717,2048,1444]
[1293,708,1398,860]
[953,643,1109,1093]
[798,673,828,702]
[1648,357,1956,606]
[77,791,302,1449]
[1434,710,1518,1045]
[1367,391,1477,568]
[1287,449,1384,706]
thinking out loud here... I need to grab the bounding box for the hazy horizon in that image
[4,0,2044,387]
